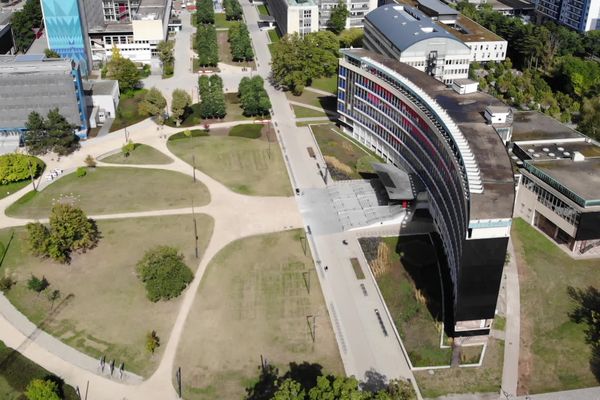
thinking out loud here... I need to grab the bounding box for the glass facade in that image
[42,0,90,74]
[521,175,581,226]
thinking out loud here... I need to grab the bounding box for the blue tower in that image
[41,0,92,75]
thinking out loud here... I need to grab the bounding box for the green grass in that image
[228,123,263,139]
[414,339,504,398]
[513,218,600,393]
[110,89,148,132]
[215,13,239,29]
[167,135,292,196]
[6,167,210,218]
[0,180,35,200]
[292,105,328,119]
[175,230,343,400]
[0,340,79,400]
[350,258,365,280]
[268,29,280,42]
[169,129,210,140]
[360,235,452,367]
[493,315,506,331]
[101,144,172,165]
[0,215,213,377]
[461,345,483,365]
[309,76,338,95]
[311,123,381,180]
[257,4,269,16]
[285,90,337,113]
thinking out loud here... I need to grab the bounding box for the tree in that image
[138,88,167,123]
[273,378,305,400]
[171,89,192,126]
[26,222,50,257]
[228,23,254,62]
[105,47,140,93]
[27,275,49,293]
[156,40,175,75]
[44,48,60,58]
[198,75,227,119]
[196,0,215,24]
[122,140,135,156]
[338,28,363,48]
[25,379,61,400]
[578,96,600,140]
[0,154,43,184]
[23,109,80,156]
[11,0,42,53]
[224,0,243,20]
[568,286,600,382]
[84,155,96,168]
[329,1,349,35]
[238,76,272,116]
[196,25,219,67]
[136,246,193,302]
[146,330,160,353]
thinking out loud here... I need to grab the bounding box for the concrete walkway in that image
[501,240,520,397]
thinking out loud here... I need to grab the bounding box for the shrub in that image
[27,275,49,293]
[76,167,87,177]
[183,129,192,137]
[25,379,61,400]
[0,276,14,291]
[146,330,160,353]
[0,154,44,184]
[84,155,96,168]
[136,246,193,302]
[122,140,135,157]
[26,222,50,257]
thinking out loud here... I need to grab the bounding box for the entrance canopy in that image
[372,162,415,201]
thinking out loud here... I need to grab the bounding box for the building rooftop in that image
[343,48,515,220]
[365,5,464,52]
[415,0,458,16]
[372,163,416,200]
[83,80,118,96]
[0,10,13,28]
[437,14,504,42]
[287,0,317,7]
[494,0,534,10]
[511,111,584,142]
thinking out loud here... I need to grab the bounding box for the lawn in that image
[268,28,280,43]
[311,123,381,180]
[513,218,600,394]
[285,90,337,113]
[414,339,504,398]
[257,4,269,16]
[175,230,343,400]
[215,13,238,29]
[0,214,214,377]
[167,93,251,127]
[0,340,79,400]
[359,235,452,367]
[292,105,327,119]
[309,76,338,95]
[228,123,263,139]
[217,31,256,69]
[6,167,210,219]
[110,89,148,133]
[167,134,292,196]
[101,144,172,165]
[0,180,35,200]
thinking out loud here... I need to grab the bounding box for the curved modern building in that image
[338,48,514,334]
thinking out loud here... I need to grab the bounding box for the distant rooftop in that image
[342,48,515,220]
[437,14,504,42]
[416,0,458,16]
[83,80,118,96]
[287,0,317,7]
[511,111,584,142]
[0,55,72,71]
[493,0,534,10]
[365,5,464,52]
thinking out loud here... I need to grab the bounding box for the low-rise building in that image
[84,80,120,129]
[0,55,89,152]
[510,112,600,256]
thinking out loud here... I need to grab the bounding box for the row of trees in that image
[271,31,339,95]
[24,109,80,156]
[196,0,215,25]
[196,25,219,67]
[224,0,243,21]
[238,76,271,117]
[198,75,227,119]
[156,40,175,77]
[11,0,42,53]
[228,23,254,62]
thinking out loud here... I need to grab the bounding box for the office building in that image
[337,48,514,334]
[511,112,600,256]
[266,0,377,35]
[535,0,600,31]
[0,55,89,151]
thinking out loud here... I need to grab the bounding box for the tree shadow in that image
[281,362,323,391]
[590,345,600,383]
[360,369,388,392]
[245,361,326,399]
[317,96,338,122]
[245,363,279,400]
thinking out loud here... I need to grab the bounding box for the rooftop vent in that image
[557,147,565,151]
[548,152,555,157]
[572,151,585,162]
[563,151,570,157]
[542,147,549,152]
[421,27,434,33]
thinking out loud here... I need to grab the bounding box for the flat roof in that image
[83,80,118,96]
[514,141,600,161]
[511,111,584,142]
[343,49,515,220]
[496,0,534,10]
[416,0,458,16]
[0,55,72,71]
[527,158,600,202]
[372,163,416,200]
[437,14,504,42]
[365,5,464,52]
[288,0,317,7]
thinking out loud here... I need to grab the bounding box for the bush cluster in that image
[224,0,243,20]
[136,246,193,302]
[198,75,227,119]
[196,24,218,67]
[26,204,99,263]
[238,76,271,116]
[0,154,43,184]
[228,23,254,62]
